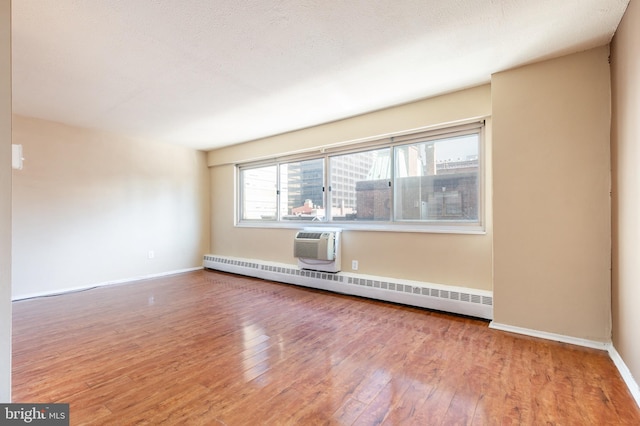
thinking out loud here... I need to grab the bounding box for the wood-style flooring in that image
[12,270,640,425]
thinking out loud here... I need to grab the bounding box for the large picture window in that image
[394,134,479,222]
[237,122,484,232]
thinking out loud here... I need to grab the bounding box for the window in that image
[239,165,277,221]
[237,121,484,232]
[329,148,390,221]
[281,158,324,221]
[394,134,479,222]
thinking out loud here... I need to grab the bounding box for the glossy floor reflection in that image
[12,270,640,424]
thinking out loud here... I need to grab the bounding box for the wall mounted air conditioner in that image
[294,229,341,273]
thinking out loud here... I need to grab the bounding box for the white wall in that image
[0,0,11,402]
[11,116,210,298]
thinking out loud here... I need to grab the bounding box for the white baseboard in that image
[608,345,640,409]
[490,321,640,409]
[488,322,609,350]
[12,266,203,301]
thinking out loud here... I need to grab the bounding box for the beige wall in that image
[611,0,640,387]
[210,48,615,343]
[492,47,612,342]
[209,85,493,290]
[0,0,11,403]
[11,116,210,298]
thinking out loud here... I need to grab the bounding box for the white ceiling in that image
[11,0,629,151]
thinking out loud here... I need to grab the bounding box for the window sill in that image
[235,220,486,235]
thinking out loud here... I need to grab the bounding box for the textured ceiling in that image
[11,0,629,151]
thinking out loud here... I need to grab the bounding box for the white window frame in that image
[236,120,485,234]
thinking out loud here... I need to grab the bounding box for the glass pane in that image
[329,148,391,221]
[394,134,479,221]
[240,165,277,221]
[280,158,325,221]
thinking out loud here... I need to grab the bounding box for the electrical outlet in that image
[148,250,155,259]
[352,260,358,270]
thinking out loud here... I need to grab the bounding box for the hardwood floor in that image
[12,270,640,425]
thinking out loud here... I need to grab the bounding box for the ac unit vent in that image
[296,232,324,240]
[293,231,336,261]
[293,230,342,273]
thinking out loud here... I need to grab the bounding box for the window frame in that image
[236,121,486,234]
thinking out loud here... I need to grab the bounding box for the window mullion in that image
[390,147,395,222]
[324,155,330,222]
[276,163,281,221]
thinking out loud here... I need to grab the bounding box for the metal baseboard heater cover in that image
[203,254,493,320]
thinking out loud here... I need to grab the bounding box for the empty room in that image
[2,0,640,424]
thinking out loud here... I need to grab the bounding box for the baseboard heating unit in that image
[203,255,493,320]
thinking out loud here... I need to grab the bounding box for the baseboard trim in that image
[203,254,493,320]
[12,267,204,301]
[608,344,640,408]
[488,322,609,350]
[489,322,640,409]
